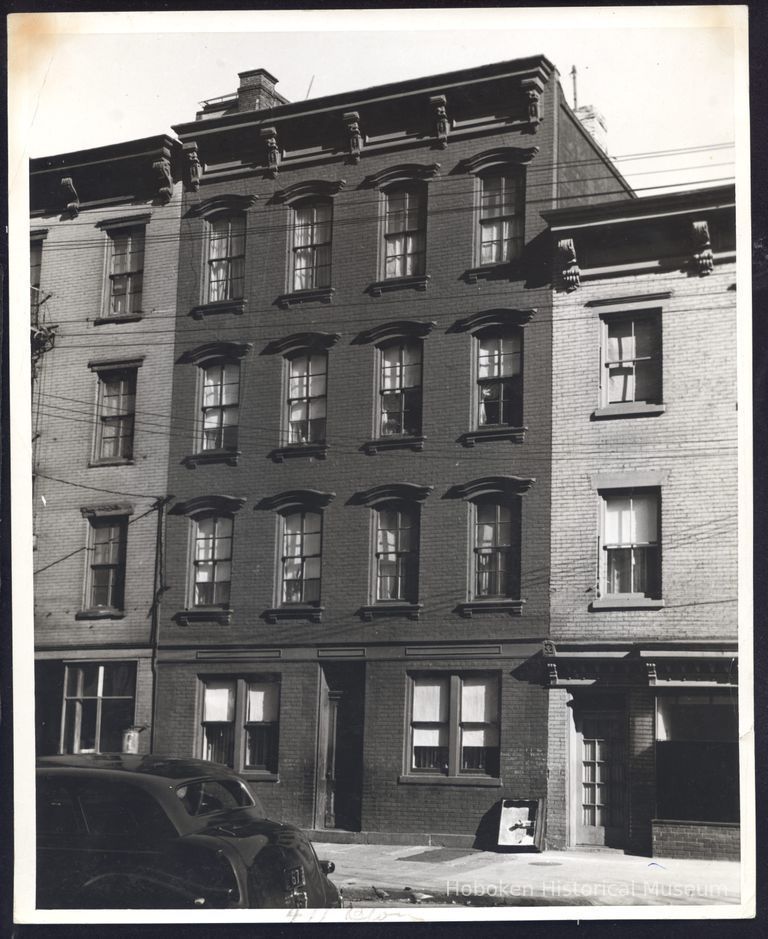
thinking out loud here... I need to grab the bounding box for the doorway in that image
[571,701,627,848]
[315,663,365,832]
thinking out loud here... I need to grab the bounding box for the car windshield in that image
[175,778,255,817]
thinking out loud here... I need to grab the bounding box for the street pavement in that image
[314,841,743,908]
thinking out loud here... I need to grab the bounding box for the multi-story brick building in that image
[542,185,739,859]
[148,58,633,843]
[31,135,183,756]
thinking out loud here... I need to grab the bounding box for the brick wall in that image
[652,820,740,860]
[544,687,570,848]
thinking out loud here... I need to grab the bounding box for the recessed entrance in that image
[315,663,365,832]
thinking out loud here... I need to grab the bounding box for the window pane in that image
[607,548,632,593]
[461,678,498,723]
[204,724,234,765]
[100,699,135,751]
[247,683,279,722]
[604,496,632,544]
[204,682,235,722]
[102,662,136,697]
[633,493,658,543]
[413,679,448,721]
[413,726,448,747]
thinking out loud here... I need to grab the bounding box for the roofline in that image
[30,133,181,175]
[543,183,735,230]
[172,55,556,138]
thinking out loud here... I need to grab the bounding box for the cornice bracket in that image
[430,94,450,149]
[153,156,173,205]
[343,111,364,164]
[556,238,581,291]
[692,220,714,275]
[60,177,79,218]
[183,142,202,192]
[261,126,281,178]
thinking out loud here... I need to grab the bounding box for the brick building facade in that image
[30,58,739,858]
[31,136,183,757]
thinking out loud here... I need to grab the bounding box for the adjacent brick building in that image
[31,136,183,757]
[542,185,739,859]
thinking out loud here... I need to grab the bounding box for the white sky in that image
[8,7,748,195]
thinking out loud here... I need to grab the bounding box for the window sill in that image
[592,402,666,420]
[367,274,430,297]
[359,603,422,622]
[88,458,135,468]
[189,298,246,319]
[270,443,328,463]
[458,426,526,447]
[591,596,665,611]
[276,286,334,309]
[183,449,241,468]
[174,608,233,625]
[398,774,502,788]
[75,609,126,620]
[93,313,143,326]
[241,772,280,784]
[456,600,525,618]
[462,262,521,285]
[264,605,324,624]
[362,435,425,455]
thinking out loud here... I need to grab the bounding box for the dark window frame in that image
[383,185,427,279]
[291,200,332,291]
[61,661,136,754]
[192,514,234,608]
[93,367,137,463]
[207,215,246,303]
[200,676,280,775]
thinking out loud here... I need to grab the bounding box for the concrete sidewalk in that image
[314,841,742,907]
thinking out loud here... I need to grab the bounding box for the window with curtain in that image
[477,330,523,428]
[479,170,524,264]
[201,362,240,451]
[384,187,426,278]
[62,662,136,754]
[602,313,662,405]
[410,674,500,777]
[86,516,128,611]
[94,367,137,462]
[286,352,327,445]
[602,490,660,598]
[473,500,521,599]
[202,678,280,772]
[193,516,233,607]
[291,201,332,290]
[375,503,419,602]
[281,511,322,604]
[107,226,145,316]
[379,340,423,437]
[208,216,245,302]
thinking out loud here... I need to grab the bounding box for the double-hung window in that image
[281,511,322,604]
[31,239,43,317]
[291,201,332,290]
[201,362,240,451]
[375,503,419,602]
[601,313,662,406]
[94,367,137,462]
[62,662,136,754]
[107,227,145,317]
[410,674,500,777]
[477,330,523,428]
[208,216,245,302]
[601,490,660,599]
[86,516,128,611]
[384,187,426,278]
[202,678,279,773]
[287,352,327,445]
[379,340,422,437]
[473,499,521,600]
[193,516,233,607]
[479,170,524,264]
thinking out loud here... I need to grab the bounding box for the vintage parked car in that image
[36,754,342,909]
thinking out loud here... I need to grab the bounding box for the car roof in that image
[36,753,244,784]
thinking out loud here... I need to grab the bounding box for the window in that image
[62,662,136,754]
[208,216,245,302]
[479,170,524,264]
[410,674,499,777]
[384,187,426,278]
[193,516,233,607]
[286,352,327,445]
[201,678,279,773]
[107,227,145,317]
[94,368,137,462]
[281,511,322,604]
[601,313,662,406]
[378,340,422,437]
[86,516,128,611]
[31,239,43,316]
[473,499,521,600]
[477,329,523,428]
[201,362,240,451]
[655,693,739,823]
[601,490,660,598]
[291,201,332,290]
[375,503,419,602]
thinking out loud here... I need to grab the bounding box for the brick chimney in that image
[237,69,289,112]
[575,105,608,155]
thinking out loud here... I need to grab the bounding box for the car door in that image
[36,775,91,908]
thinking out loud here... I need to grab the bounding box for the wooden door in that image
[574,711,626,847]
